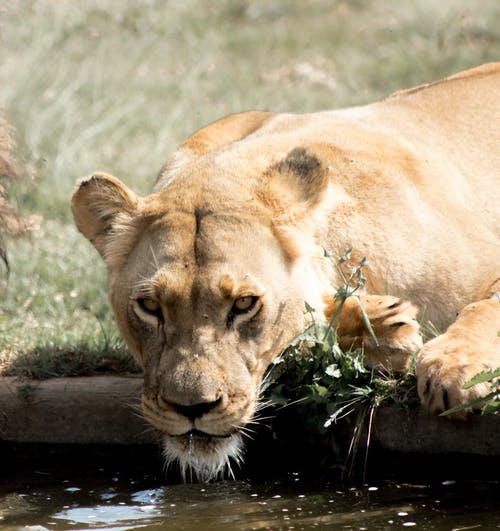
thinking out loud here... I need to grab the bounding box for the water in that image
[2,461,500,530]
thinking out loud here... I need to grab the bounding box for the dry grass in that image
[0,0,499,376]
[0,115,37,279]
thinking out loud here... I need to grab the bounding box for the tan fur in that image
[72,64,500,478]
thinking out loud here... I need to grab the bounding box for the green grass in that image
[0,0,499,376]
[0,221,136,375]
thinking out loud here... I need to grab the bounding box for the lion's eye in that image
[233,296,256,313]
[135,297,163,320]
[231,295,259,315]
[227,295,261,328]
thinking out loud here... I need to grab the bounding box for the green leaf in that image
[304,301,316,314]
[481,400,500,415]
[440,392,498,416]
[464,367,500,388]
[325,364,341,378]
[311,383,329,397]
[354,296,378,347]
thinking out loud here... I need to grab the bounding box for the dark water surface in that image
[2,458,500,531]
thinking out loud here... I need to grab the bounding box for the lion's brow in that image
[133,270,186,299]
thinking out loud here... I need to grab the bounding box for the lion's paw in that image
[361,296,422,371]
[325,295,422,372]
[416,335,497,418]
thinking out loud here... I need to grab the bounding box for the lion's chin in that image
[162,430,244,482]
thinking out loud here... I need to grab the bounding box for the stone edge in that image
[1,376,499,455]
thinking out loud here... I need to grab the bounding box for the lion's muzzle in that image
[141,381,255,481]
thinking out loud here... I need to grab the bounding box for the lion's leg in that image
[416,296,500,418]
[324,295,422,372]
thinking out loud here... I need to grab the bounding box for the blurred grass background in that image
[0,0,499,376]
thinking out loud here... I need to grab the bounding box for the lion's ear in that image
[263,147,330,260]
[270,147,328,208]
[71,173,141,260]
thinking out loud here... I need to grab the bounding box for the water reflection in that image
[1,467,500,530]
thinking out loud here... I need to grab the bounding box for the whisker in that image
[254,402,273,415]
[129,405,147,420]
[259,369,279,394]
[255,397,273,409]
[274,396,308,410]
[149,245,161,271]
[133,277,157,297]
[248,413,275,424]
[233,424,256,441]
[226,460,236,480]
[238,425,257,435]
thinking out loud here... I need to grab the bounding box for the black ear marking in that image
[258,146,330,261]
[275,147,326,203]
[279,147,321,176]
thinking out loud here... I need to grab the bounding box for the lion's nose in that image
[170,396,222,421]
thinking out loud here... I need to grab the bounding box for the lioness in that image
[72,63,500,480]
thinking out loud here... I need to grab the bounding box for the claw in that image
[442,387,449,411]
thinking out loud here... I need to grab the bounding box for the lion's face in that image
[114,207,307,480]
[72,151,329,480]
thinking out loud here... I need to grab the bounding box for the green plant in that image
[264,254,418,477]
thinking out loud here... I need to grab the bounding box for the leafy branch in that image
[323,248,377,346]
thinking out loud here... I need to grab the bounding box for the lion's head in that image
[72,148,332,480]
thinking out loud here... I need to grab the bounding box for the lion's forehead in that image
[136,207,281,273]
[131,230,272,306]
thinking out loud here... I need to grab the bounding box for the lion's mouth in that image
[141,393,252,481]
[172,428,233,439]
[162,429,244,482]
